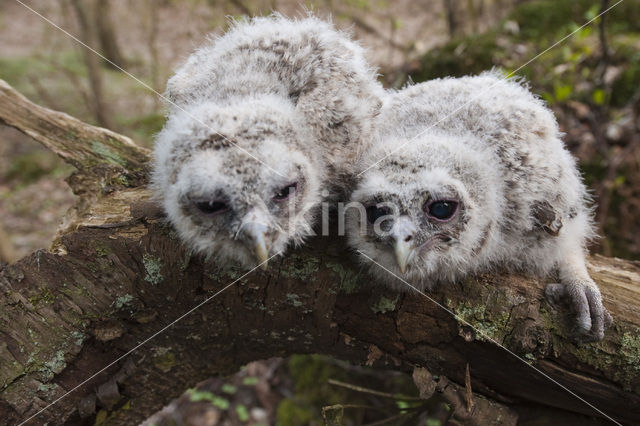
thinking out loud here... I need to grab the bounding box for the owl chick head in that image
[153,96,324,270]
[347,132,503,284]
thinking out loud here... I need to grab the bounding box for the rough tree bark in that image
[0,79,639,425]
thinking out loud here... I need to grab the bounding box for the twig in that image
[465,363,473,413]
[327,379,422,401]
[362,411,411,426]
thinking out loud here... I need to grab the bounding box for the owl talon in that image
[545,281,612,342]
[545,283,566,308]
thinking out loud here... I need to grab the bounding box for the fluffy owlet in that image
[347,72,611,341]
[153,14,382,269]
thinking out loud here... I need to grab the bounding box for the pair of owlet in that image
[348,72,611,341]
[152,14,383,269]
[153,17,610,340]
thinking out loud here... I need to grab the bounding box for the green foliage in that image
[117,113,166,147]
[235,404,250,422]
[370,295,399,314]
[242,376,259,386]
[276,398,314,426]
[592,88,606,105]
[511,0,640,40]
[411,0,640,108]
[276,355,420,425]
[411,32,498,81]
[186,388,230,409]
[275,354,359,424]
[221,383,237,394]
[0,51,89,118]
[510,0,587,40]
[0,57,46,93]
[610,44,640,107]
[3,150,71,185]
[553,83,573,102]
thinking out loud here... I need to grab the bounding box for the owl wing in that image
[531,200,563,236]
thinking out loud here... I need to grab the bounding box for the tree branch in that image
[0,80,638,426]
[0,79,150,195]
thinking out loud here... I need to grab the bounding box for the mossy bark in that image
[1,79,639,425]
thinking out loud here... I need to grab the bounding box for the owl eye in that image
[273,182,298,201]
[195,200,228,215]
[366,205,392,224]
[425,200,458,221]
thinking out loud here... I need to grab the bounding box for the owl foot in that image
[545,280,613,342]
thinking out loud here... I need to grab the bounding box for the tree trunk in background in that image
[442,0,459,39]
[95,0,126,69]
[146,0,161,109]
[1,79,640,425]
[69,0,112,129]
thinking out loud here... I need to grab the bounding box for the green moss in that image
[620,331,640,372]
[42,350,66,379]
[453,302,510,342]
[109,174,131,187]
[370,295,399,314]
[280,255,320,280]
[71,331,85,347]
[113,294,133,309]
[276,398,314,426]
[286,293,304,307]
[547,327,640,391]
[142,253,164,285]
[152,349,175,373]
[326,262,360,294]
[37,382,60,396]
[28,287,56,306]
[94,409,108,426]
[95,245,110,257]
[91,141,128,167]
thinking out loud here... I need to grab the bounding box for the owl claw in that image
[545,281,612,342]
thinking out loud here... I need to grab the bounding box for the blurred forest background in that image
[0,0,638,424]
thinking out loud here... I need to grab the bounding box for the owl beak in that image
[250,226,270,270]
[394,239,415,274]
[240,212,272,270]
[391,217,417,274]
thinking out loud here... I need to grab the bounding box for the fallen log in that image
[1,79,638,425]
